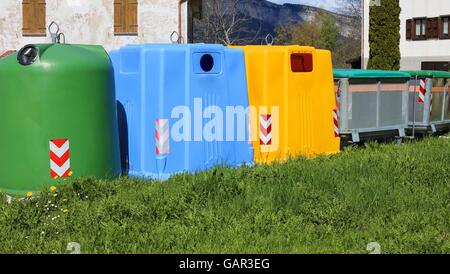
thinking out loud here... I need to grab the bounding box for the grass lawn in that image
[0,138,449,254]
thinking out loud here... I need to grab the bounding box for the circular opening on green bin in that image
[200,54,214,72]
[17,44,38,66]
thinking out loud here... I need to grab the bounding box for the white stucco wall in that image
[363,0,450,70]
[0,0,188,53]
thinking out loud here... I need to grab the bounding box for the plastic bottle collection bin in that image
[0,44,121,196]
[333,69,411,143]
[110,44,253,180]
[231,45,340,164]
[404,71,450,134]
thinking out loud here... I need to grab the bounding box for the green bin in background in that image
[0,44,121,196]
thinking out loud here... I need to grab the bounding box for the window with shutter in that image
[114,0,138,35]
[440,15,450,39]
[22,0,46,36]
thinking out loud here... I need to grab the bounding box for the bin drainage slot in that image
[200,54,214,72]
[291,53,313,73]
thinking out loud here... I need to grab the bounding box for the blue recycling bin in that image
[110,44,254,179]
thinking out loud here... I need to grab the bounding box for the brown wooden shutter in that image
[22,0,34,34]
[114,0,124,33]
[22,0,46,36]
[406,19,412,40]
[114,0,137,35]
[36,0,46,34]
[125,0,138,34]
[426,17,439,39]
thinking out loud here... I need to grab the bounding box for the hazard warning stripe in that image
[260,114,272,145]
[50,150,70,167]
[49,141,69,158]
[334,85,341,138]
[418,79,426,103]
[49,139,72,179]
[333,109,340,138]
[156,119,170,155]
[50,160,71,178]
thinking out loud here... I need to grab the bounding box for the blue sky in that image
[267,0,340,12]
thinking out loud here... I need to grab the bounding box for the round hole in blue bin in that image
[200,54,214,72]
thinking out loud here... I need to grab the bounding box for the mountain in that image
[193,0,356,44]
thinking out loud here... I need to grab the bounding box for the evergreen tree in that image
[367,0,401,70]
[320,14,339,52]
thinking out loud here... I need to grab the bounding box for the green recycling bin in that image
[0,44,121,196]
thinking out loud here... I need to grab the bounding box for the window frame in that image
[440,15,450,39]
[413,17,427,40]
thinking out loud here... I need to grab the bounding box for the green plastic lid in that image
[403,70,450,79]
[333,69,411,79]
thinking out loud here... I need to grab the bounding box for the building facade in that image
[0,0,201,54]
[363,0,450,70]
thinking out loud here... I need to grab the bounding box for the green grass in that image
[0,138,449,254]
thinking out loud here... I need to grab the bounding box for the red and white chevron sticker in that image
[333,109,340,138]
[334,84,341,138]
[260,114,272,145]
[418,79,426,103]
[156,119,170,156]
[49,139,72,179]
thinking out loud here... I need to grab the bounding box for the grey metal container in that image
[405,71,450,134]
[333,69,411,143]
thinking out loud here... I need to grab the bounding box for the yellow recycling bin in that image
[232,45,340,163]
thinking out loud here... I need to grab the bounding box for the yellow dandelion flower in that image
[26,192,33,198]
[50,186,57,192]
